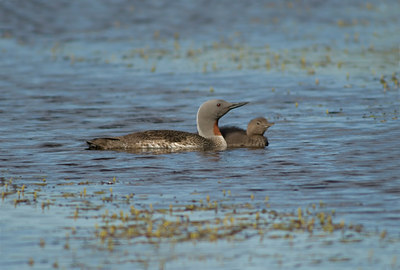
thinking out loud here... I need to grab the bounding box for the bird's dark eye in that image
[217,103,221,107]
[257,122,260,125]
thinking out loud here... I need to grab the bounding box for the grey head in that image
[246,117,274,136]
[197,99,248,138]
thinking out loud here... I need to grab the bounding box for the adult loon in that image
[87,99,248,151]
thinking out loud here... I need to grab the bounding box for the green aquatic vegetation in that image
[45,31,398,87]
[0,178,367,244]
[1,176,399,269]
[87,194,363,250]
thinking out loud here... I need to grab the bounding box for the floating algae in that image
[2,177,398,269]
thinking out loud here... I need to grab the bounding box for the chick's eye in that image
[256,122,260,125]
[217,103,221,107]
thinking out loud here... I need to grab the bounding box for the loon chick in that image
[220,117,274,148]
[87,99,248,151]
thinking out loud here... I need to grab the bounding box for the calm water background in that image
[1,1,399,269]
